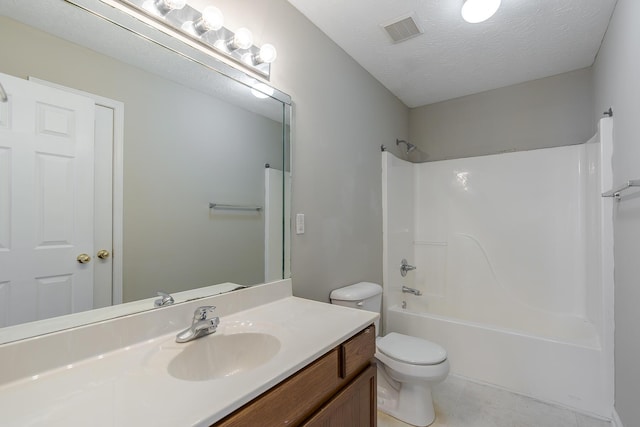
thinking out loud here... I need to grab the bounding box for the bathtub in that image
[386,298,610,418]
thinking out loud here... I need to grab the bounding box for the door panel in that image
[35,274,73,320]
[35,153,74,247]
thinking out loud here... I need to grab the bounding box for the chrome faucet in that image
[400,259,417,277]
[176,306,220,343]
[402,286,422,296]
[154,291,174,307]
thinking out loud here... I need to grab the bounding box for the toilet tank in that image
[330,282,383,334]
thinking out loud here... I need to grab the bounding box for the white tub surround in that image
[0,279,378,427]
[382,118,614,418]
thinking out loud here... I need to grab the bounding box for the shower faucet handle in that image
[400,259,417,277]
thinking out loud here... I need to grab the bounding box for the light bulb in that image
[461,0,501,23]
[197,6,224,32]
[232,28,253,50]
[256,44,277,64]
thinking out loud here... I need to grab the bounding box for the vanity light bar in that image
[106,0,276,79]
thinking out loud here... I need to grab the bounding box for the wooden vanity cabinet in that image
[213,324,376,427]
[301,364,376,427]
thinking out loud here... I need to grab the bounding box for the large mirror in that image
[0,0,291,343]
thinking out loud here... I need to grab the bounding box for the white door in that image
[30,77,125,308]
[0,72,95,327]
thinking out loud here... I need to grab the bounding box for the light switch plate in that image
[296,213,305,234]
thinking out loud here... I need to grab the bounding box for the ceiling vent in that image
[382,14,423,44]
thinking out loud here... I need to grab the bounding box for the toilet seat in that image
[377,332,447,365]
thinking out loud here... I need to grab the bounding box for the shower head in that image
[396,139,416,154]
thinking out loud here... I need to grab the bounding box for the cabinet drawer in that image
[340,325,375,380]
[214,348,342,427]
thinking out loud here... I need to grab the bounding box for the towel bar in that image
[602,179,640,199]
[209,203,262,211]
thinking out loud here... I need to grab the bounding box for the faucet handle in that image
[208,316,220,330]
[400,259,417,277]
[193,306,216,320]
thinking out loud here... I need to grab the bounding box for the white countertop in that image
[0,290,377,426]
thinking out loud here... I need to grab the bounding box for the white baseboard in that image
[612,408,624,427]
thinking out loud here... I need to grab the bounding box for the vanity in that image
[0,280,378,426]
[215,322,376,426]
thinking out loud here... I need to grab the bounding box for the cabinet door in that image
[302,364,377,427]
[214,349,342,427]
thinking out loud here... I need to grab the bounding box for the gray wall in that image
[409,68,595,161]
[593,0,640,425]
[211,0,410,302]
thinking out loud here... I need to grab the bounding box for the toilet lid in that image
[377,332,447,365]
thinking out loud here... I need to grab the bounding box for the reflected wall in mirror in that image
[0,0,291,342]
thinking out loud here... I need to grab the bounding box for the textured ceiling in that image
[287,0,617,108]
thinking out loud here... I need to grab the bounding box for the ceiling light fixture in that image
[106,0,276,79]
[461,0,501,24]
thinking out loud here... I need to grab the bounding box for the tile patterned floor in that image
[377,376,611,427]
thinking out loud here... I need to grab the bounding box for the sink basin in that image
[167,332,280,381]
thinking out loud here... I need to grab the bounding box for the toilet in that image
[330,282,449,427]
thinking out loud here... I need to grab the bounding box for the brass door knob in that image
[77,253,91,264]
[97,249,110,259]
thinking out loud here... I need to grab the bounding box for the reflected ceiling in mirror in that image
[0,0,291,344]
[104,0,276,78]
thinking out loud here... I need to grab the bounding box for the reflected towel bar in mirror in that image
[602,179,640,199]
[209,203,263,211]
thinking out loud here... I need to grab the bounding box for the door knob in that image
[97,249,110,259]
[77,253,91,264]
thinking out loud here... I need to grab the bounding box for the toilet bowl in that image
[375,332,449,426]
[330,282,449,427]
